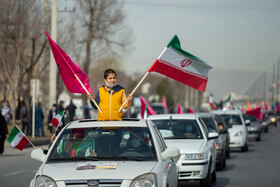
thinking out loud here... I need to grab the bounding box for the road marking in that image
[4,170,25,177]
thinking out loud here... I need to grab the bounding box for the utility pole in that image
[49,0,57,109]
[272,63,275,104]
[264,71,266,101]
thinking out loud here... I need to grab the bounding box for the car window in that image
[201,117,218,133]
[220,114,242,125]
[48,127,157,162]
[198,118,209,137]
[243,114,258,122]
[151,119,203,139]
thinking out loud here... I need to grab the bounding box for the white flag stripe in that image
[160,47,212,77]
[10,133,24,147]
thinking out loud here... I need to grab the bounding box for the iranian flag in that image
[148,35,213,92]
[209,92,217,110]
[7,126,30,151]
[51,110,65,127]
[224,94,232,109]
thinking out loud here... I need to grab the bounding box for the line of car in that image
[30,109,276,187]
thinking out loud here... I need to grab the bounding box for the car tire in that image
[241,143,248,152]
[216,158,223,171]
[256,134,261,141]
[226,148,230,158]
[200,164,211,187]
[223,156,226,169]
[265,127,268,133]
[211,168,216,184]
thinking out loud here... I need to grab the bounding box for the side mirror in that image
[245,119,251,126]
[208,132,219,140]
[31,149,47,162]
[161,147,180,160]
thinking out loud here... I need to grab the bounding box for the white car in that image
[30,119,180,187]
[149,114,218,186]
[212,110,249,152]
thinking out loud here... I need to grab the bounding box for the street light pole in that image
[49,0,57,109]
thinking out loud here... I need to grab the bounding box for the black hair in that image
[104,69,116,79]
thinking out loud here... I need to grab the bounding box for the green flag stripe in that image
[7,126,20,143]
[167,35,205,63]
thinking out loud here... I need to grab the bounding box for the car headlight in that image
[130,173,157,187]
[234,131,243,136]
[185,153,206,160]
[271,118,276,123]
[35,176,57,187]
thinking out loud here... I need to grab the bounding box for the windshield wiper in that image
[105,156,147,161]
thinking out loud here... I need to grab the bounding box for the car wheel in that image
[200,164,211,187]
[216,158,223,171]
[256,134,261,141]
[211,168,216,184]
[226,148,230,158]
[223,156,226,169]
[265,127,268,133]
[241,143,248,152]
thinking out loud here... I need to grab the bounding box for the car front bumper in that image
[229,136,246,148]
[248,130,260,138]
[177,160,209,181]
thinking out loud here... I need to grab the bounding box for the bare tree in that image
[62,0,132,112]
[0,0,47,124]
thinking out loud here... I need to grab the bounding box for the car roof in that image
[196,113,214,118]
[148,114,197,120]
[212,109,242,115]
[65,119,150,129]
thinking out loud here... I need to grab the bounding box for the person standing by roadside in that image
[0,112,8,154]
[20,101,31,136]
[48,104,57,134]
[66,100,77,122]
[1,101,12,124]
[35,102,45,137]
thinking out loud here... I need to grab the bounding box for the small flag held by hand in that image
[7,126,30,151]
[51,110,65,127]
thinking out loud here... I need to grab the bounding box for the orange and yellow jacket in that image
[90,85,131,121]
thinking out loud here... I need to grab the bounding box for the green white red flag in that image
[209,92,218,110]
[7,126,30,151]
[51,110,65,127]
[148,35,213,92]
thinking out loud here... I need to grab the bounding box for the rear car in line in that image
[149,114,218,186]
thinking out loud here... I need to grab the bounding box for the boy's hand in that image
[50,133,56,142]
[88,93,94,100]
[127,94,133,102]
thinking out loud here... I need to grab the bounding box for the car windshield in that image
[243,115,258,122]
[201,117,218,133]
[151,119,203,139]
[48,127,157,162]
[220,114,242,125]
[151,105,166,114]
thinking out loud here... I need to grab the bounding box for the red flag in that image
[45,31,92,94]
[246,107,263,122]
[188,107,196,113]
[140,96,157,119]
[177,104,183,114]
[162,96,168,110]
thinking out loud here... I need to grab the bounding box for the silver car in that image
[30,119,180,187]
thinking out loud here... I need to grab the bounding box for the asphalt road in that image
[1,124,280,187]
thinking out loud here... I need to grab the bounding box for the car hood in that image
[228,125,245,136]
[41,161,157,181]
[165,139,205,153]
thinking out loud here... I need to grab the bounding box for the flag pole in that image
[74,74,102,113]
[118,47,168,113]
[118,71,150,113]
[15,125,36,149]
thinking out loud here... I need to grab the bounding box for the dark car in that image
[199,113,229,171]
[243,114,262,141]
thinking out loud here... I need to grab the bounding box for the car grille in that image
[65,179,123,187]
[179,171,192,178]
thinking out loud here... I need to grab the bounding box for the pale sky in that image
[122,0,280,76]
